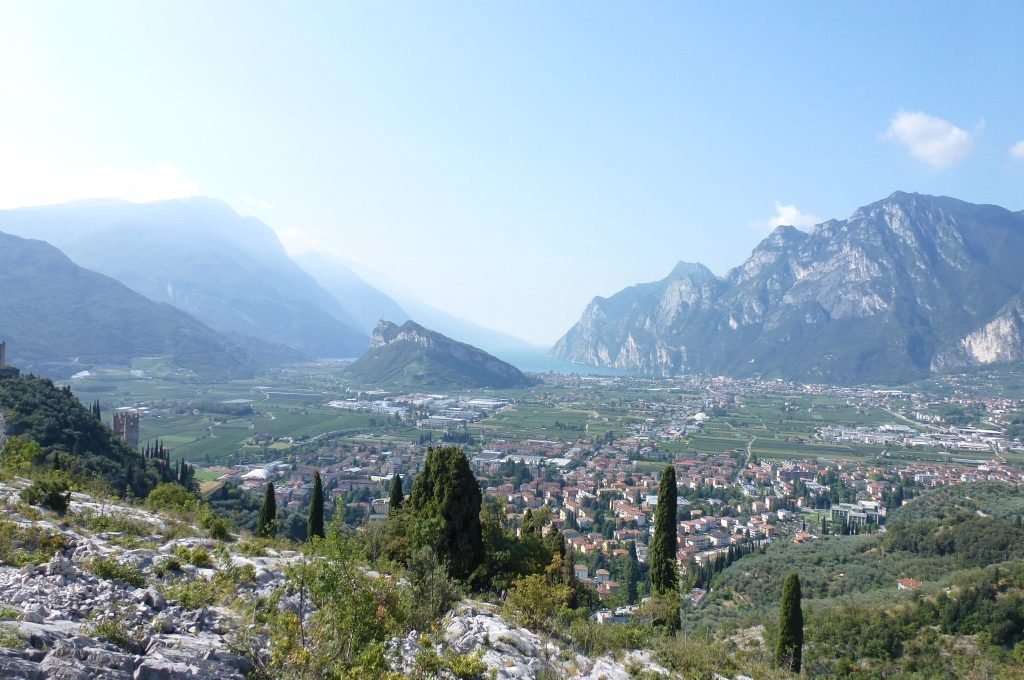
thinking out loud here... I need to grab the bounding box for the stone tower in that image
[0,341,18,379]
[113,410,140,450]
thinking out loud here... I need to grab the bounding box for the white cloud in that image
[1010,140,1024,160]
[0,140,200,209]
[882,110,974,169]
[750,201,821,233]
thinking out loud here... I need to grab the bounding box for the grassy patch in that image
[0,518,68,567]
[85,555,145,588]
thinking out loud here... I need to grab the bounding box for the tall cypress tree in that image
[388,473,404,514]
[410,446,483,581]
[307,470,325,540]
[776,572,804,673]
[256,482,277,538]
[625,541,640,605]
[650,465,679,594]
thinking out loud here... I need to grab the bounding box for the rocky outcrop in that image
[0,550,255,680]
[349,320,537,388]
[552,193,1024,384]
[0,481,288,680]
[389,604,678,680]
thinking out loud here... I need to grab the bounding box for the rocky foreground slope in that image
[0,480,754,680]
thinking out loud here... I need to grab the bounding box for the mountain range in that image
[0,199,368,360]
[0,230,253,378]
[347,320,537,389]
[552,192,1024,385]
[0,198,532,376]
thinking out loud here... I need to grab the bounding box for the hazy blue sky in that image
[1,2,1022,345]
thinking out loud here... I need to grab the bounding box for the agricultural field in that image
[62,366,405,465]
[59,365,1016,472]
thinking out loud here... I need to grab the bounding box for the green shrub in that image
[199,507,233,542]
[563,618,652,657]
[145,483,199,515]
[405,546,464,632]
[162,565,254,609]
[0,623,26,649]
[86,556,145,587]
[152,556,182,578]
[162,579,215,610]
[0,518,67,566]
[0,436,41,478]
[172,545,213,568]
[84,617,142,654]
[20,473,72,514]
[502,572,571,631]
[78,510,152,537]
[412,645,490,679]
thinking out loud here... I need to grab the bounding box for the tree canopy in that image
[409,446,483,581]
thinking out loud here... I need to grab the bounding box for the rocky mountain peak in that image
[667,261,717,284]
[370,319,434,350]
[551,192,1024,384]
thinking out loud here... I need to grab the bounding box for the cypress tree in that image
[388,473,404,514]
[625,541,640,605]
[776,572,804,673]
[307,470,325,540]
[256,482,277,538]
[548,529,580,609]
[410,446,483,581]
[650,465,679,594]
[521,508,536,535]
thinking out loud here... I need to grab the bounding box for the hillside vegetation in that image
[685,481,1024,677]
[0,375,166,497]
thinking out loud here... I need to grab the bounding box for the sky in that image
[1,2,1022,346]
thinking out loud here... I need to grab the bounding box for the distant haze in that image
[1,4,1022,345]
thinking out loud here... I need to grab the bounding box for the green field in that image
[64,367,994,469]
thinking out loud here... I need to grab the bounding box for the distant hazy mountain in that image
[552,192,1024,385]
[0,198,368,360]
[340,260,535,356]
[347,320,537,389]
[0,231,253,378]
[292,252,409,333]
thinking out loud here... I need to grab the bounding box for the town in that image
[95,369,1024,621]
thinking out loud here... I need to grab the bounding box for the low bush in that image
[162,565,255,609]
[0,518,67,566]
[77,510,153,537]
[152,556,182,579]
[412,644,490,679]
[172,545,213,568]
[86,556,145,587]
[84,616,143,654]
[20,473,72,514]
[145,483,200,515]
[199,507,233,542]
[0,623,26,649]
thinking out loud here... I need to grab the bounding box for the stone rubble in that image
[0,481,281,680]
[389,604,680,680]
